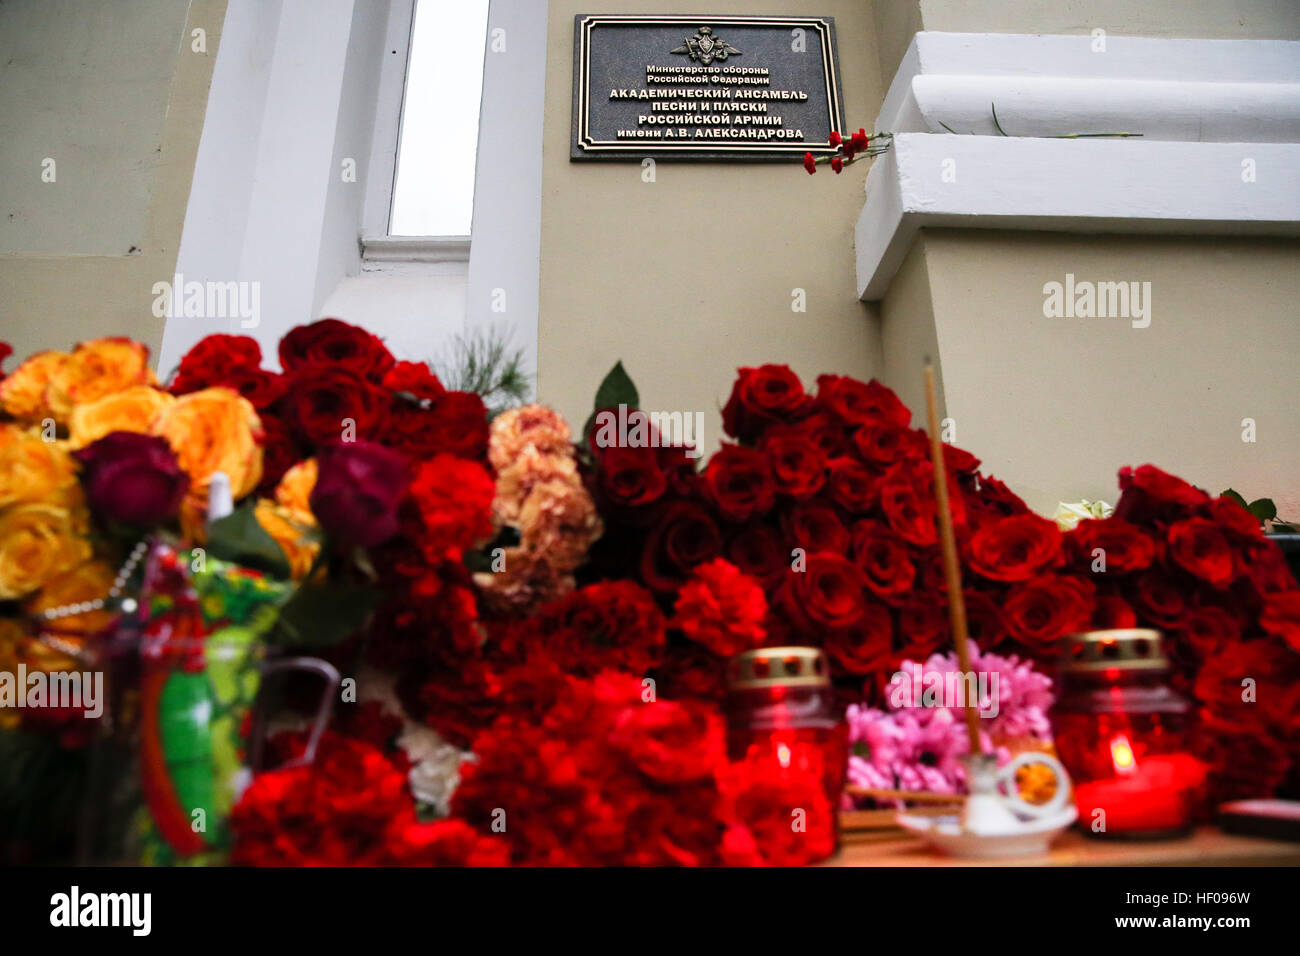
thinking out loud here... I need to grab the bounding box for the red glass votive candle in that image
[725,647,846,861]
[1052,629,1204,839]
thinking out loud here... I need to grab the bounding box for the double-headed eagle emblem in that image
[671,25,741,66]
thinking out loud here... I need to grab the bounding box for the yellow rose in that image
[275,458,318,522]
[0,503,92,600]
[44,338,158,423]
[255,499,320,580]
[0,350,68,424]
[69,385,175,449]
[0,618,22,728]
[153,387,263,504]
[23,559,117,635]
[0,426,82,510]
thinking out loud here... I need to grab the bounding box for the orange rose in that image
[153,387,263,508]
[0,426,82,510]
[0,350,68,424]
[69,385,175,449]
[275,458,318,521]
[255,499,320,580]
[23,559,117,636]
[0,503,92,600]
[44,338,157,423]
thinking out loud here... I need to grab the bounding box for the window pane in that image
[390,0,488,236]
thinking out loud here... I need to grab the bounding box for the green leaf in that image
[205,502,291,579]
[270,580,380,648]
[1247,498,1278,522]
[1220,488,1250,510]
[582,361,640,450]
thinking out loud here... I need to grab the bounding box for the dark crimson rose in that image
[609,698,725,783]
[1243,537,1296,596]
[774,551,869,633]
[1125,569,1188,629]
[758,428,825,499]
[726,524,788,588]
[597,444,669,508]
[1115,464,1210,524]
[850,520,915,602]
[170,334,262,394]
[425,390,490,463]
[0,341,12,378]
[941,443,981,475]
[781,500,850,555]
[1177,604,1241,658]
[814,374,909,427]
[1167,517,1237,589]
[222,365,286,411]
[640,499,723,593]
[310,441,411,547]
[791,410,852,459]
[254,414,302,496]
[1261,592,1300,653]
[968,474,1029,517]
[73,431,189,526]
[1067,516,1156,575]
[703,445,775,522]
[853,425,926,469]
[1002,575,1095,652]
[278,318,395,380]
[963,590,1006,648]
[383,359,446,403]
[827,457,879,515]
[893,598,950,666]
[1093,595,1139,630]
[286,365,388,446]
[879,461,963,547]
[721,364,812,442]
[652,644,729,702]
[968,513,1063,582]
[823,601,892,674]
[1210,495,1265,541]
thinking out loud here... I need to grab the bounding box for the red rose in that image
[725,524,788,588]
[850,521,915,602]
[254,414,301,496]
[781,500,850,555]
[383,359,446,403]
[408,453,495,563]
[758,428,826,499]
[286,364,388,446]
[1115,464,1210,524]
[1067,516,1156,575]
[704,445,775,522]
[673,558,768,657]
[221,365,286,411]
[964,589,1007,648]
[1093,595,1139,630]
[721,365,812,442]
[968,513,1063,582]
[170,334,262,394]
[853,424,926,469]
[893,598,950,665]
[1243,538,1296,596]
[827,457,879,514]
[1126,569,1188,629]
[1167,517,1237,589]
[640,499,724,594]
[1261,592,1300,652]
[774,551,869,633]
[968,474,1029,518]
[423,390,490,463]
[1210,495,1265,541]
[879,461,963,547]
[609,698,726,783]
[815,374,909,427]
[310,440,410,547]
[278,318,394,380]
[823,600,893,674]
[597,444,669,508]
[1177,604,1241,658]
[393,819,510,866]
[73,431,189,527]
[790,410,852,459]
[1003,575,1095,651]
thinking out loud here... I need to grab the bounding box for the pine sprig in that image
[432,325,532,416]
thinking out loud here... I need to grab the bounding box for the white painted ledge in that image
[857,33,1300,301]
[361,235,471,263]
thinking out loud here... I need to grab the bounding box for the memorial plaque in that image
[572,14,845,161]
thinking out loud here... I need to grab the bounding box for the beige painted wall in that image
[917,229,1300,518]
[536,1,886,436]
[0,0,226,367]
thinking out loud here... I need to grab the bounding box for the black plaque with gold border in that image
[572,14,846,161]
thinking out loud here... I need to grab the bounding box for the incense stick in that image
[923,362,984,756]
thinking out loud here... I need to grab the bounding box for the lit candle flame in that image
[1110,733,1137,776]
[777,743,791,769]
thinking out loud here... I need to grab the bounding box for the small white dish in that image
[896,806,1077,859]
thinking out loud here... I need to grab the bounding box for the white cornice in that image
[857,32,1300,301]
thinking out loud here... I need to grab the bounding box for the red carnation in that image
[968,513,1063,582]
[170,334,262,394]
[609,698,726,784]
[673,558,768,657]
[543,581,666,676]
[803,152,817,174]
[718,757,837,866]
[408,453,495,563]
